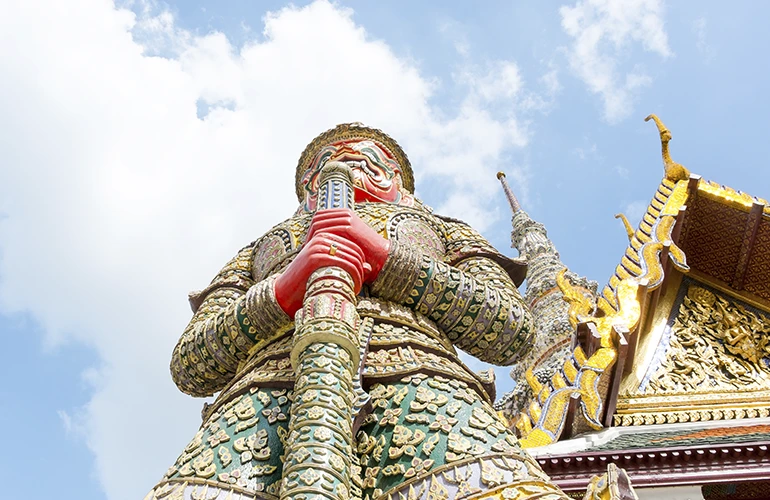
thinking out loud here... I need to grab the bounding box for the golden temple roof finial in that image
[645,114,690,182]
[497,171,522,213]
[614,213,635,242]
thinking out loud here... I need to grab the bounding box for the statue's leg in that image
[357,374,568,500]
[144,386,292,500]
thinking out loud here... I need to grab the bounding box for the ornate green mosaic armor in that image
[146,199,569,500]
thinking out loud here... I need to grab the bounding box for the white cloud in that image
[559,0,672,123]
[438,18,471,57]
[457,61,524,102]
[0,1,537,498]
[693,16,714,63]
[57,410,74,436]
[538,65,562,104]
[572,142,598,160]
[623,199,649,226]
[419,55,559,225]
[540,66,562,97]
[410,59,536,230]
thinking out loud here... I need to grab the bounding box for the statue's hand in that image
[274,232,366,316]
[307,208,390,283]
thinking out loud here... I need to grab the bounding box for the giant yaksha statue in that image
[145,124,570,500]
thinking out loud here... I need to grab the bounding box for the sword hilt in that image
[317,161,356,211]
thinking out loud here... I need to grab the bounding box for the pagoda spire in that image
[496,171,555,260]
[497,171,522,213]
[495,172,597,415]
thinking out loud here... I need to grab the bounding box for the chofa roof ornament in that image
[645,114,690,182]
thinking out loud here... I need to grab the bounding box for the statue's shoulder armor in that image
[188,241,258,312]
[358,203,447,260]
[439,215,527,287]
[251,213,311,282]
[188,213,311,312]
[439,215,496,259]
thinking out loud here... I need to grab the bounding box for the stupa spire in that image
[495,171,597,416]
[497,171,522,213]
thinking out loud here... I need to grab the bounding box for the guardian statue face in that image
[299,139,410,211]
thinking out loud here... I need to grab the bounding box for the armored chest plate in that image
[358,203,447,260]
[251,206,446,281]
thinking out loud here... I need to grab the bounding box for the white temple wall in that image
[636,485,704,500]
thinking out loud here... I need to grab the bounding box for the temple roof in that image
[533,420,770,493]
[679,178,770,307]
[509,115,770,453]
[600,175,770,315]
[587,422,770,451]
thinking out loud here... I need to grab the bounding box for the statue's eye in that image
[346,159,378,178]
[361,161,379,178]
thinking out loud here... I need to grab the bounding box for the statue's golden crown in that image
[295,123,414,201]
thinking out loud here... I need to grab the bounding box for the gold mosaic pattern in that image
[615,281,770,426]
[646,285,770,394]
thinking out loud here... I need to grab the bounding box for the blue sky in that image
[1,1,769,499]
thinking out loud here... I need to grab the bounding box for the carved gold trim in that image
[557,269,593,329]
[618,271,682,396]
[698,178,770,214]
[688,269,770,313]
[614,404,770,427]
[516,278,641,448]
[599,176,689,315]
[617,389,770,409]
[615,280,770,426]
[661,179,689,217]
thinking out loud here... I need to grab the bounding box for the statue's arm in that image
[370,222,534,366]
[170,244,291,397]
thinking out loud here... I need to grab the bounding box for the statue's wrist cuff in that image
[244,275,292,340]
[370,240,423,304]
